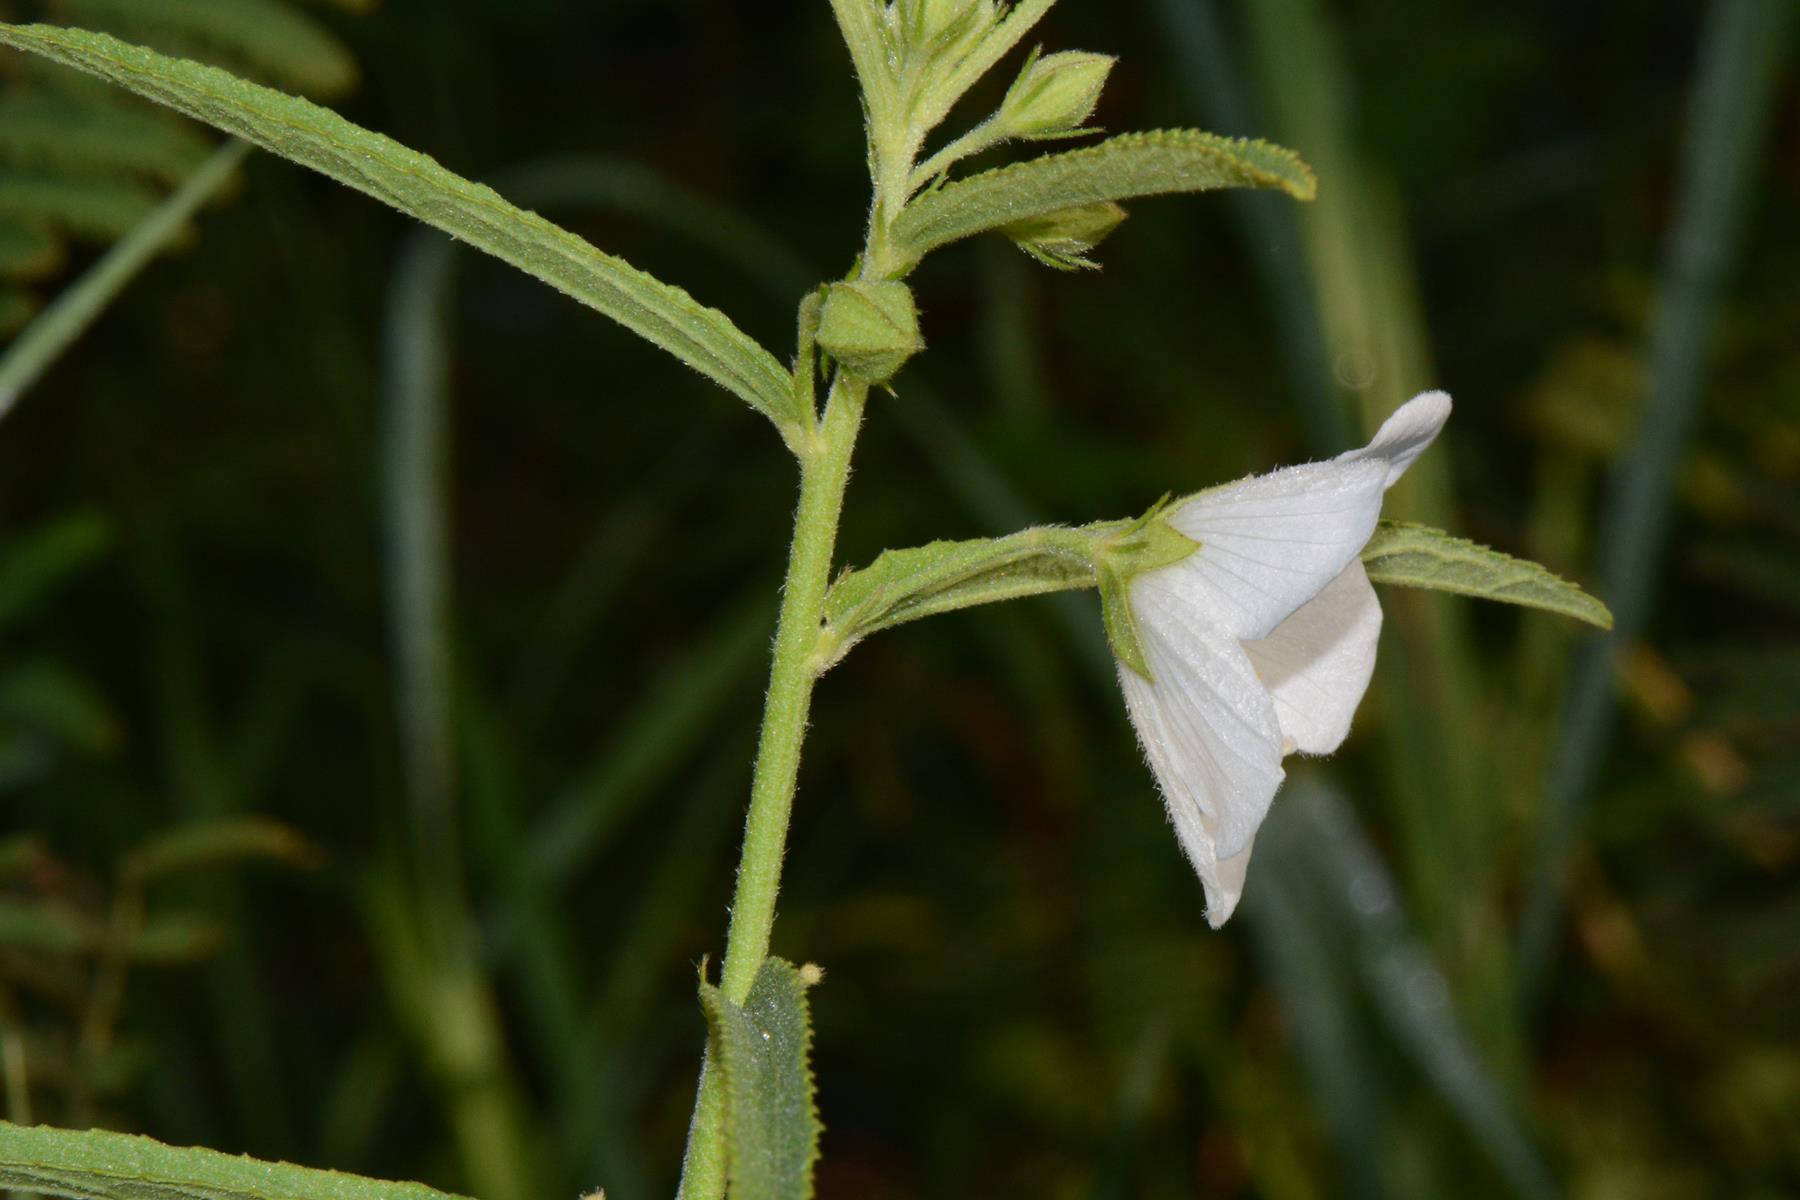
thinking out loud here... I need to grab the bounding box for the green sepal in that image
[1093,508,1199,681]
[697,958,823,1200]
[1360,520,1613,629]
[815,279,923,384]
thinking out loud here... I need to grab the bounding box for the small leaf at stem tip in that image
[1359,520,1614,629]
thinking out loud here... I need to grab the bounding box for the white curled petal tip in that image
[1338,390,1453,488]
[1116,572,1285,919]
[1242,561,1382,756]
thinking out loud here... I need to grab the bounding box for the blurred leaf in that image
[0,171,161,242]
[0,660,116,752]
[57,0,359,97]
[0,512,109,628]
[123,817,314,882]
[0,1120,475,1200]
[0,93,214,185]
[892,130,1315,267]
[1361,520,1613,629]
[0,222,61,278]
[0,23,802,435]
[697,958,822,1200]
[0,286,37,334]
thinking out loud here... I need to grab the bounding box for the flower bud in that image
[1002,201,1128,270]
[905,0,985,45]
[817,280,923,384]
[999,49,1115,139]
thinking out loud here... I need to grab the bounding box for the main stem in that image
[677,374,867,1197]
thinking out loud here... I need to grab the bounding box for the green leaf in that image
[823,525,1103,656]
[0,1120,476,1200]
[697,958,822,1200]
[0,23,801,436]
[890,129,1315,268]
[1360,520,1613,629]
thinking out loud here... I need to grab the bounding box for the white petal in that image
[1163,456,1389,642]
[1118,571,1285,925]
[1243,561,1382,756]
[1337,390,1452,488]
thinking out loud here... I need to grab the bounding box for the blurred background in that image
[1,0,1796,1196]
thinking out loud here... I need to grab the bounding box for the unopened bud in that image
[1002,201,1128,270]
[817,280,923,384]
[906,0,979,43]
[1000,49,1115,139]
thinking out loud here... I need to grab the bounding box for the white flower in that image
[1116,391,1452,926]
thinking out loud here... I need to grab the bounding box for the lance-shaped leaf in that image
[824,525,1106,658]
[0,23,801,435]
[890,129,1315,268]
[1360,520,1613,629]
[698,959,822,1200]
[0,1121,475,1200]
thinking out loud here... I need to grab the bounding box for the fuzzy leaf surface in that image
[825,525,1105,649]
[891,129,1315,266]
[0,23,799,432]
[698,958,821,1200]
[1361,520,1613,629]
[0,1121,474,1200]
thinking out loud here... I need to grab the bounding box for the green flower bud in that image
[1002,201,1128,270]
[817,280,923,384]
[1000,49,1115,139]
[905,0,983,45]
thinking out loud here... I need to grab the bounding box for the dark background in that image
[2,1,1797,1196]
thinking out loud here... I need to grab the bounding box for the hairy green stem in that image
[677,374,867,1198]
[0,139,249,421]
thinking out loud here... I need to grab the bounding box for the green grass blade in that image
[1282,785,1558,1200]
[892,129,1315,267]
[1145,0,1350,452]
[1361,521,1613,629]
[0,1121,474,1200]
[0,23,801,435]
[697,959,822,1200]
[0,140,247,420]
[1515,0,1796,1011]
